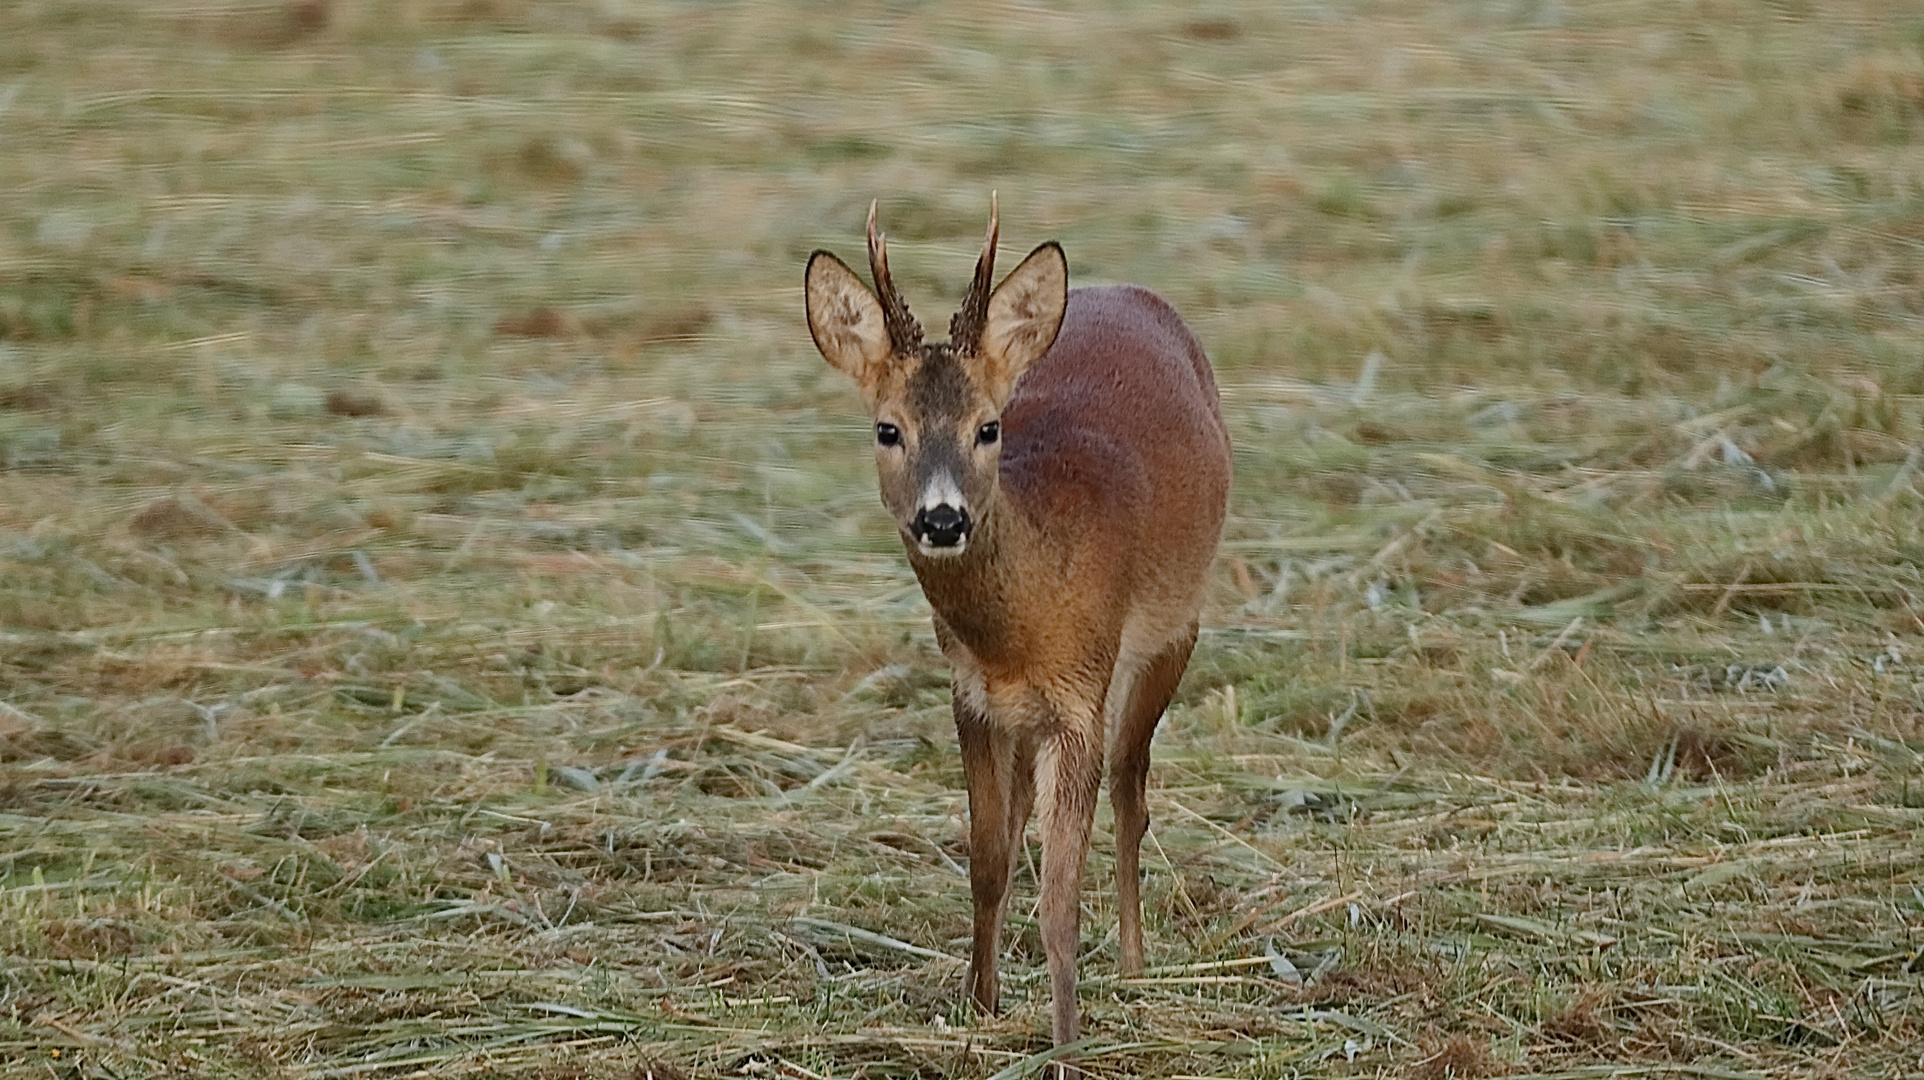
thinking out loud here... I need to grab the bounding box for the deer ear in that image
[980,241,1067,390]
[806,251,893,383]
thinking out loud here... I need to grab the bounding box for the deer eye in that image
[976,421,1000,446]
[875,422,901,447]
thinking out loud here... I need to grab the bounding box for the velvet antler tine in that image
[949,192,1000,354]
[867,200,922,351]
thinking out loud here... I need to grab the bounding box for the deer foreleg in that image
[1036,723,1102,1060]
[956,699,1024,1015]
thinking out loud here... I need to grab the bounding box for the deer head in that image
[806,199,1068,557]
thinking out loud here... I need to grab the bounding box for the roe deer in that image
[804,200,1231,1069]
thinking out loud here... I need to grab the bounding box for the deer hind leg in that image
[956,697,1030,1016]
[1109,622,1198,975]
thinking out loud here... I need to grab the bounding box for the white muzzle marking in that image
[919,473,965,515]
[915,472,969,558]
[917,535,969,558]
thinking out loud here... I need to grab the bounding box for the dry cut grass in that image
[2,0,1924,1077]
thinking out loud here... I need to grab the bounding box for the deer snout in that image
[912,503,972,554]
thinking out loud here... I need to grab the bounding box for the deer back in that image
[998,284,1230,604]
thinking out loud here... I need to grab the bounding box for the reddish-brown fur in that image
[804,207,1230,1077]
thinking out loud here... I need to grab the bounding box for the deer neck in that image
[905,495,1032,662]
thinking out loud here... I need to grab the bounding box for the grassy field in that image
[3,0,1924,1076]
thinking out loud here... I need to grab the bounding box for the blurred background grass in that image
[2,1,1924,1077]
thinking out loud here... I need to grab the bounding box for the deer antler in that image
[867,201,923,352]
[949,192,999,355]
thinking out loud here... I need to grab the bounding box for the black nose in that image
[913,504,971,548]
